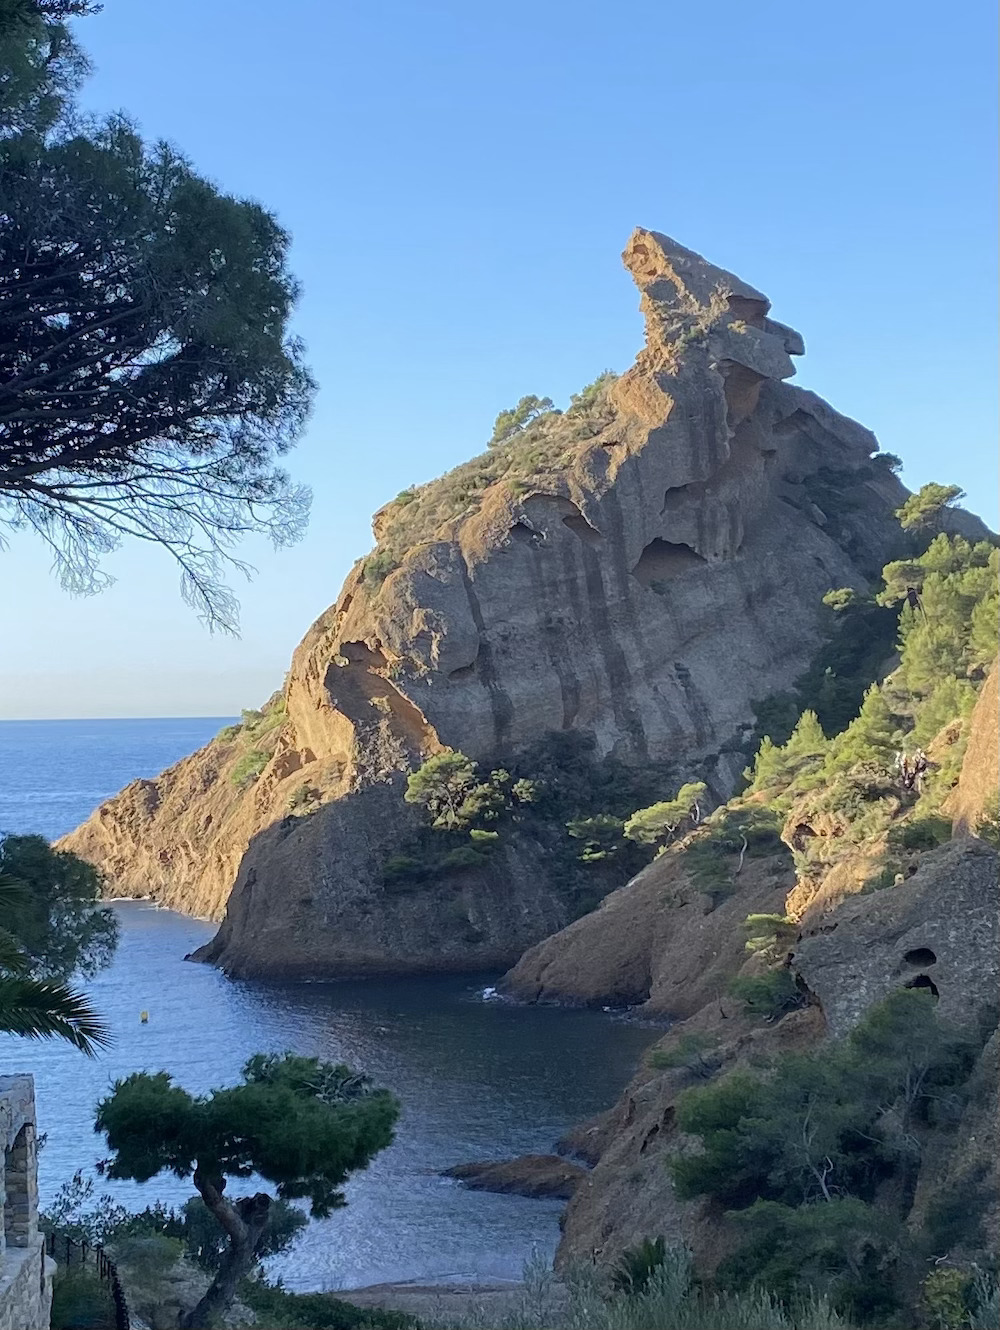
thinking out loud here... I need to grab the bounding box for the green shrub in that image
[743,914,797,959]
[230,748,268,788]
[242,1280,415,1329]
[381,854,429,887]
[677,806,789,906]
[887,815,952,853]
[404,751,505,831]
[896,482,964,533]
[488,394,556,448]
[624,782,707,847]
[719,1198,900,1322]
[872,452,903,474]
[367,377,618,563]
[468,828,499,852]
[860,861,902,894]
[50,1266,115,1330]
[566,814,625,862]
[288,783,318,813]
[680,838,735,901]
[921,1267,972,1330]
[648,1032,720,1079]
[728,968,806,1019]
[362,549,400,588]
[670,991,983,1320]
[440,844,489,872]
[610,1236,667,1297]
[568,370,618,414]
[216,722,242,740]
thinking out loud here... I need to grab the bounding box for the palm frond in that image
[0,977,111,1056]
[0,873,30,913]
[0,927,30,974]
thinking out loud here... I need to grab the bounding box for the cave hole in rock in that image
[661,484,693,514]
[562,513,603,547]
[902,947,937,967]
[340,640,387,668]
[632,538,707,586]
[508,520,539,545]
[904,974,940,997]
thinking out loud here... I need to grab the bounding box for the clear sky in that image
[1,0,996,719]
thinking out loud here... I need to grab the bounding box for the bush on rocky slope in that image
[671,989,986,1319]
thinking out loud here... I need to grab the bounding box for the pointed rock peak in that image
[621,228,805,378]
[624,228,771,315]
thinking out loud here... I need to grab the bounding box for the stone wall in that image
[0,1076,53,1330]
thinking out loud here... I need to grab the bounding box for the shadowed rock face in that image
[62,229,910,979]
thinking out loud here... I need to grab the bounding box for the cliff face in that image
[62,229,909,977]
[524,641,999,1277]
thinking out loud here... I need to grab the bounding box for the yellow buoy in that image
[140,1010,149,1024]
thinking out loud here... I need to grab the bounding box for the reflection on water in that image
[0,902,658,1290]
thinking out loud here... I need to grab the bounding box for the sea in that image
[0,717,657,1291]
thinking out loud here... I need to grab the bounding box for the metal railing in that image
[46,1231,131,1330]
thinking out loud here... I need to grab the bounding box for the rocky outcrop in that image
[949,659,999,835]
[793,838,999,1035]
[63,229,912,977]
[503,839,794,1014]
[443,1155,587,1200]
[553,837,1000,1272]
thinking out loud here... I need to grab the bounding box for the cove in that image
[0,901,658,1291]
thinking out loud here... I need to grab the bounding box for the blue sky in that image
[1,0,996,718]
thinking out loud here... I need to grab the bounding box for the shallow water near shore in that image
[0,718,659,1291]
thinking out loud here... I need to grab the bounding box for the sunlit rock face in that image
[62,228,909,978]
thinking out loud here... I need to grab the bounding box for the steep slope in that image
[552,840,999,1273]
[63,229,912,977]
[520,569,999,1301]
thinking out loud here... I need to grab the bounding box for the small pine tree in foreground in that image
[95,1053,399,1328]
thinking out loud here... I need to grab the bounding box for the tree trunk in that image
[179,1174,270,1329]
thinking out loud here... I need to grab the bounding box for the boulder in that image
[443,1155,587,1200]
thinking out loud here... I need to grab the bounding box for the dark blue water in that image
[0,716,232,840]
[0,719,657,1290]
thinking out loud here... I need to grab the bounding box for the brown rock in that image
[949,659,999,835]
[503,845,795,1015]
[550,837,999,1274]
[443,1154,587,1200]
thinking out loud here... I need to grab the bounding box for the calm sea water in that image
[0,718,657,1290]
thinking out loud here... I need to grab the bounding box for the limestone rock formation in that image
[443,1155,587,1200]
[63,229,911,978]
[552,837,1000,1274]
[503,840,794,1014]
[792,839,999,1035]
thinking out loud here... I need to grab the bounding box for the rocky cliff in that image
[62,229,913,977]
[540,680,1000,1278]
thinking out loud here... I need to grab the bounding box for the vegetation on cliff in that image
[671,989,990,1319]
[537,486,997,1327]
[363,371,618,580]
